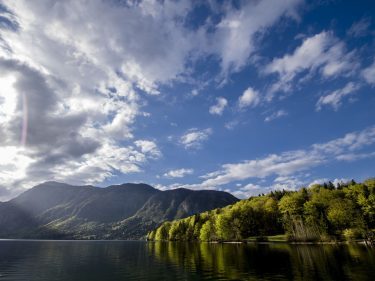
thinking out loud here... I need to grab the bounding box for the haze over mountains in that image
[0,182,238,239]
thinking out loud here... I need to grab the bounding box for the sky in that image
[0,0,374,200]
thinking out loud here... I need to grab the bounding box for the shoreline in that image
[0,238,372,246]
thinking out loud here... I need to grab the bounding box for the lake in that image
[0,240,374,280]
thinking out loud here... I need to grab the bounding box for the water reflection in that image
[0,240,374,280]
[148,242,375,281]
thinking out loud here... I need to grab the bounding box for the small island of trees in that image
[147,179,375,243]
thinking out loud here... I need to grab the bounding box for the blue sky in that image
[0,0,374,200]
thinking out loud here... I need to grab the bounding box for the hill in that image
[0,181,238,239]
[148,179,375,243]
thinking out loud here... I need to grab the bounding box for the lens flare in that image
[21,93,28,146]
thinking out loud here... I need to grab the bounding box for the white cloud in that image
[194,126,375,188]
[209,97,228,115]
[265,110,288,122]
[0,0,185,199]
[274,175,304,187]
[201,151,321,187]
[362,60,375,85]
[238,87,260,108]
[232,178,303,199]
[335,151,375,162]
[134,140,162,159]
[163,168,194,178]
[180,128,212,149]
[231,183,264,198]
[212,0,302,74]
[316,82,361,111]
[309,178,350,187]
[265,32,357,98]
[309,178,329,186]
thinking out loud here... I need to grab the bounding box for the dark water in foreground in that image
[0,240,374,281]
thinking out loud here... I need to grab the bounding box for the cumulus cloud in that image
[265,110,288,122]
[209,97,228,115]
[316,82,361,111]
[163,168,194,179]
[238,87,260,109]
[180,128,212,149]
[265,31,358,98]
[0,0,185,199]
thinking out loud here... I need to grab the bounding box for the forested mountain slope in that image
[148,179,375,242]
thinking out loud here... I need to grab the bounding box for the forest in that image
[147,179,375,242]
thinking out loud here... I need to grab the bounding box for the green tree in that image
[200,220,216,241]
[155,222,171,241]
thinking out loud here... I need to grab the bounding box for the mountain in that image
[0,181,238,239]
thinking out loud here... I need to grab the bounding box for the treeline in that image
[147,179,375,242]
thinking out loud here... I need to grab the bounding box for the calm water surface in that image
[0,240,374,280]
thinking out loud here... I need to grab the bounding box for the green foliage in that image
[147,230,156,240]
[199,220,216,241]
[155,222,171,241]
[149,178,375,242]
[343,228,363,241]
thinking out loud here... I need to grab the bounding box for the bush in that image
[343,228,363,241]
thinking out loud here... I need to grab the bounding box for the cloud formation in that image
[238,87,260,109]
[163,168,194,179]
[316,82,361,111]
[0,0,373,202]
[265,31,357,97]
[184,126,375,190]
[209,97,228,115]
[362,60,375,85]
[212,0,302,74]
[180,128,212,150]
[265,110,288,122]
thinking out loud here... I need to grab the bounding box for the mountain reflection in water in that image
[0,240,374,281]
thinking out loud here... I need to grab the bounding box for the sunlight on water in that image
[0,240,374,281]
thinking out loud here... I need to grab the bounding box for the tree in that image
[200,220,216,241]
[147,230,156,241]
[155,222,171,241]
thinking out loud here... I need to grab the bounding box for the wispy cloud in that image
[347,17,371,38]
[180,128,212,149]
[265,31,358,98]
[212,0,303,75]
[187,126,375,188]
[265,110,288,122]
[362,59,375,85]
[316,82,361,111]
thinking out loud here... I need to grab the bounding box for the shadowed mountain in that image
[0,182,238,239]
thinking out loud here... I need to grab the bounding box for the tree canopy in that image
[147,178,375,242]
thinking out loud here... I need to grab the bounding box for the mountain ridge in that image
[0,181,238,239]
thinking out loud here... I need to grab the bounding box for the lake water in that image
[0,240,374,280]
